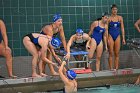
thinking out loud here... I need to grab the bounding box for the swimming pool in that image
[79,85,140,93]
[51,84,140,93]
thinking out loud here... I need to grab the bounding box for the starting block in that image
[67,49,90,68]
[55,48,94,74]
[73,68,92,74]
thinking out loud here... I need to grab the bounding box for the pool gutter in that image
[0,68,139,93]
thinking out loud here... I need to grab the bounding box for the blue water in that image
[51,84,140,93]
[78,85,140,93]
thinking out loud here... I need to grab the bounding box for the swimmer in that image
[108,4,126,70]
[23,33,61,77]
[58,61,77,93]
[88,12,109,71]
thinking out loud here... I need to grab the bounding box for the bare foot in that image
[9,75,17,79]
[32,74,41,77]
[110,69,117,71]
[40,73,48,77]
[51,72,59,76]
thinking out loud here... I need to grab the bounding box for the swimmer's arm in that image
[50,46,56,56]
[65,35,75,59]
[103,24,108,50]
[50,48,62,65]
[59,26,67,51]
[134,19,140,32]
[58,61,69,85]
[120,16,126,42]
[67,35,74,54]
[106,20,109,39]
[83,33,91,41]
[84,34,91,49]
[88,22,96,36]
[40,43,55,65]
[0,20,8,47]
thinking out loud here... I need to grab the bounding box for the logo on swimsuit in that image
[114,24,117,27]
[99,30,103,33]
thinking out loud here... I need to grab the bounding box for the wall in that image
[0,0,139,56]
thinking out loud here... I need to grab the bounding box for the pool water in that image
[78,84,140,93]
[51,84,140,93]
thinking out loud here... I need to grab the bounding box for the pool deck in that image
[0,68,140,93]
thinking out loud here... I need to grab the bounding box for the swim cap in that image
[66,70,77,80]
[50,38,61,48]
[53,14,62,22]
[76,28,83,35]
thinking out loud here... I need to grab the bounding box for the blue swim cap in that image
[66,70,77,80]
[51,38,61,48]
[53,14,62,22]
[76,28,83,35]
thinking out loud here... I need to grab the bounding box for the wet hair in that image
[97,18,102,21]
[102,12,109,17]
[111,4,117,9]
[96,12,109,21]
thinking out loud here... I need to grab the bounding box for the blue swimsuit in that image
[92,21,105,46]
[25,33,41,48]
[108,21,121,41]
[0,31,3,43]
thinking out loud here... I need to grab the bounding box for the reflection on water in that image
[22,84,140,93]
[78,84,140,93]
[44,84,140,93]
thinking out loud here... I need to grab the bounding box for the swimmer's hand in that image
[5,46,11,53]
[86,46,90,50]
[54,54,62,65]
[64,53,70,60]
[105,46,108,52]
[62,61,66,65]
[62,57,68,62]
[122,39,126,45]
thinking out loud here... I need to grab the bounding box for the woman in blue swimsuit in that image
[88,13,108,71]
[108,4,126,70]
[23,33,61,77]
